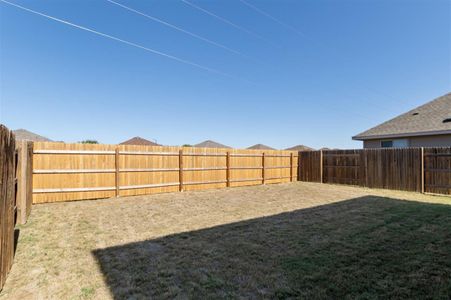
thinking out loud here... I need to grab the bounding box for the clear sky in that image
[1,0,450,149]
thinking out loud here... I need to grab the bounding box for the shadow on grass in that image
[92,196,451,299]
[13,229,19,256]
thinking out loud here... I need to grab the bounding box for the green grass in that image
[79,287,95,299]
[93,195,451,299]
[278,203,451,298]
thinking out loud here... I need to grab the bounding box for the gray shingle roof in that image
[119,137,160,146]
[353,92,451,140]
[13,129,52,142]
[285,145,315,151]
[194,140,231,148]
[247,144,275,150]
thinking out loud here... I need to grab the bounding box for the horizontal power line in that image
[1,0,238,79]
[106,0,247,58]
[238,0,304,37]
[180,0,277,47]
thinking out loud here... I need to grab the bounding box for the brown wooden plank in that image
[15,141,33,224]
[0,125,16,291]
[424,147,451,195]
[115,148,119,197]
[226,151,230,187]
[179,149,184,192]
[298,151,321,183]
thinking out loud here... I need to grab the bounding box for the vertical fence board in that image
[0,125,16,291]
[323,150,362,186]
[298,151,321,182]
[424,147,451,195]
[15,140,33,225]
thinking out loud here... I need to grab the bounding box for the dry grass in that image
[1,182,451,299]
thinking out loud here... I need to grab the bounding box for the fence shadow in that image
[92,196,451,299]
[13,229,20,256]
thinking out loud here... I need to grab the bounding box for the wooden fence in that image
[299,148,451,195]
[299,148,451,194]
[32,142,299,203]
[0,125,16,291]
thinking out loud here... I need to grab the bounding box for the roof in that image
[194,140,231,148]
[247,144,275,150]
[353,92,451,140]
[285,145,315,151]
[119,137,160,146]
[13,129,52,142]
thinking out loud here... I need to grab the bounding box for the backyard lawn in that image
[1,182,451,299]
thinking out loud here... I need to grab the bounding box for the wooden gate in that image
[424,148,451,195]
[323,150,364,186]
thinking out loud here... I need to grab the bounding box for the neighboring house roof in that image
[194,140,231,148]
[247,144,275,150]
[285,145,315,151]
[353,92,451,140]
[119,137,160,146]
[13,129,52,142]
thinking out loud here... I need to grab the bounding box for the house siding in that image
[363,134,451,148]
[409,134,451,147]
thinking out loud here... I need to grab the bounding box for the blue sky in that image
[1,0,450,149]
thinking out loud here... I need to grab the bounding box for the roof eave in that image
[352,129,451,141]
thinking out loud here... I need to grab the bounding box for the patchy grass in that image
[1,182,450,299]
[79,287,95,299]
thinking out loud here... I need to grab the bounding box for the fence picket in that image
[299,147,449,195]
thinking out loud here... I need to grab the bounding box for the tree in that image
[182,144,193,147]
[79,140,99,144]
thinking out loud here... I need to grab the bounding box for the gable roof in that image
[119,137,160,146]
[194,140,231,148]
[353,92,451,140]
[13,129,52,142]
[247,144,275,150]
[285,145,315,151]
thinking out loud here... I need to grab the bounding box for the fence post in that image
[290,152,293,182]
[14,147,18,221]
[226,151,230,187]
[297,151,301,181]
[0,125,17,291]
[421,147,425,193]
[320,150,323,183]
[115,147,119,197]
[262,152,266,184]
[179,149,184,192]
[15,141,33,224]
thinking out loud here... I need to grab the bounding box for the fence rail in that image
[299,148,451,195]
[32,142,299,203]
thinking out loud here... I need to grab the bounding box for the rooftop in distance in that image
[13,129,52,142]
[285,145,315,151]
[194,140,231,148]
[119,137,160,146]
[247,144,275,150]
